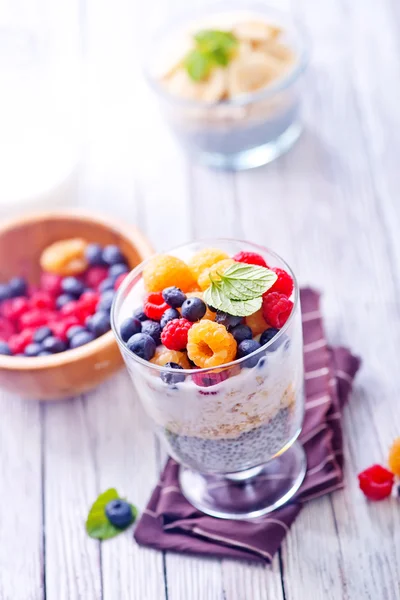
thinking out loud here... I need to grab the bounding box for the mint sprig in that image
[86,488,138,540]
[203,263,277,317]
[184,29,238,82]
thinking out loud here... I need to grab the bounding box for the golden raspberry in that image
[188,247,230,281]
[388,438,400,476]
[187,320,237,368]
[198,258,235,291]
[143,255,196,293]
[150,346,191,369]
[245,308,269,336]
[40,238,88,276]
[185,291,216,321]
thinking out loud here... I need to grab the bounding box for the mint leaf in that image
[184,49,212,82]
[195,30,238,55]
[204,281,263,316]
[220,264,277,300]
[86,488,138,540]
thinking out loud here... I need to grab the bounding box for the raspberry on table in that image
[187,320,237,368]
[388,438,400,476]
[161,318,193,351]
[245,308,269,336]
[188,248,230,282]
[358,464,394,501]
[262,292,293,328]
[143,255,196,293]
[232,251,268,268]
[268,268,294,297]
[144,292,169,321]
[198,258,235,291]
[150,346,191,369]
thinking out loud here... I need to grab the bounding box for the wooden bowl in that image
[0,211,153,400]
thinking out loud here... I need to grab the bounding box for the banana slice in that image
[164,66,227,103]
[227,51,283,96]
[232,20,282,43]
[259,40,296,65]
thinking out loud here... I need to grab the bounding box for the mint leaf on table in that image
[86,488,138,540]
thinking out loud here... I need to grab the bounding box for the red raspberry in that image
[193,371,228,387]
[60,301,79,319]
[232,251,268,268]
[161,318,193,351]
[262,292,293,328]
[3,297,30,322]
[0,316,16,341]
[0,299,15,319]
[358,465,394,501]
[8,329,34,354]
[144,292,169,321]
[51,316,80,342]
[40,272,62,296]
[30,291,55,311]
[114,273,128,290]
[85,266,108,290]
[79,290,100,314]
[19,309,50,329]
[267,268,294,297]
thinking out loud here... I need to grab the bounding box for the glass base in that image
[179,440,307,520]
[194,122,302,171]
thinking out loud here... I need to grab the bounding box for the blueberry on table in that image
[85,243,106,266]
[102,245,125,266]
[56,293,76,310]
[133,307,147,322]
[237,339,262,368]
[162,286,187,308]
[99,278,116,293]
[160,308,180,329]
[108,263,129,279]
[69,330,96,348]
[0,283,12,302]
[0,341,12,355]
[161,362,185,385]
[9,277,27,298]
[120,317,142,342]
[231,324,253,344]
[42,336,67,354]
[215,311,243,329]
[97,290,115,313]
[127,332,156,361]
[181,297,207,322]
[105,499,133,529]
[66,325,86,340]
[141,320,162,345]
[33,326,52,344]
[86,311,111,337]
[24,343,43,357]
[61,276,85,298]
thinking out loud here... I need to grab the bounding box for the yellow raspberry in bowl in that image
[150,346,191,369]
[245,308,270,336]
[143,254,196,293]
[188,247,230,281]
[187,320,237,368]
[198,258,236,291]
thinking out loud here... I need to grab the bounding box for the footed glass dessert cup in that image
[111,240,306,519]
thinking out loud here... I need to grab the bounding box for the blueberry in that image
[86,311,111,337]
[61,276,85,298]
[38,350,52,356]
[260,328,289,351]
[260,328,280,347]
[181,297,206,322]
[162,286,186,308]
[99,278,116,293]
[133,307,147,322]
[102,245,125,266]
[0,341,11,355]
[160,308,180,329]
[33,326,52,344]
[24,343,43,357]
[56,293,75,309]
[108,263,129,279]
[141,320,161,345]
[85,243,106,266]
[237,339,262,368]
[0,283,12,302]
[120,317,142,342]
[161,362,185,385]
[230,324,253,344]
[66,325,86,340]
[97,290,115,313]
[42,336,67,354]
[105,499,133,529]
[127,332,156,361]
[215,311,242,329]
[9,277,27,297]
[69,330,96,348]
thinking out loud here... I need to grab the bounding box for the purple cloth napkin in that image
[134,288,361,563]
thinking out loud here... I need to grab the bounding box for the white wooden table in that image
[2,0,400,598]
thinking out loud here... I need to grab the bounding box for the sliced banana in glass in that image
[258,40,296,65]
[163,66,228,102]
[227,51,283,96]
[232,20,282,43]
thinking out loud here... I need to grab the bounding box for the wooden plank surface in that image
[2,0,400,598]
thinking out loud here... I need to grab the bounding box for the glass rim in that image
[111,238,300,375]
[142,1,311,109]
